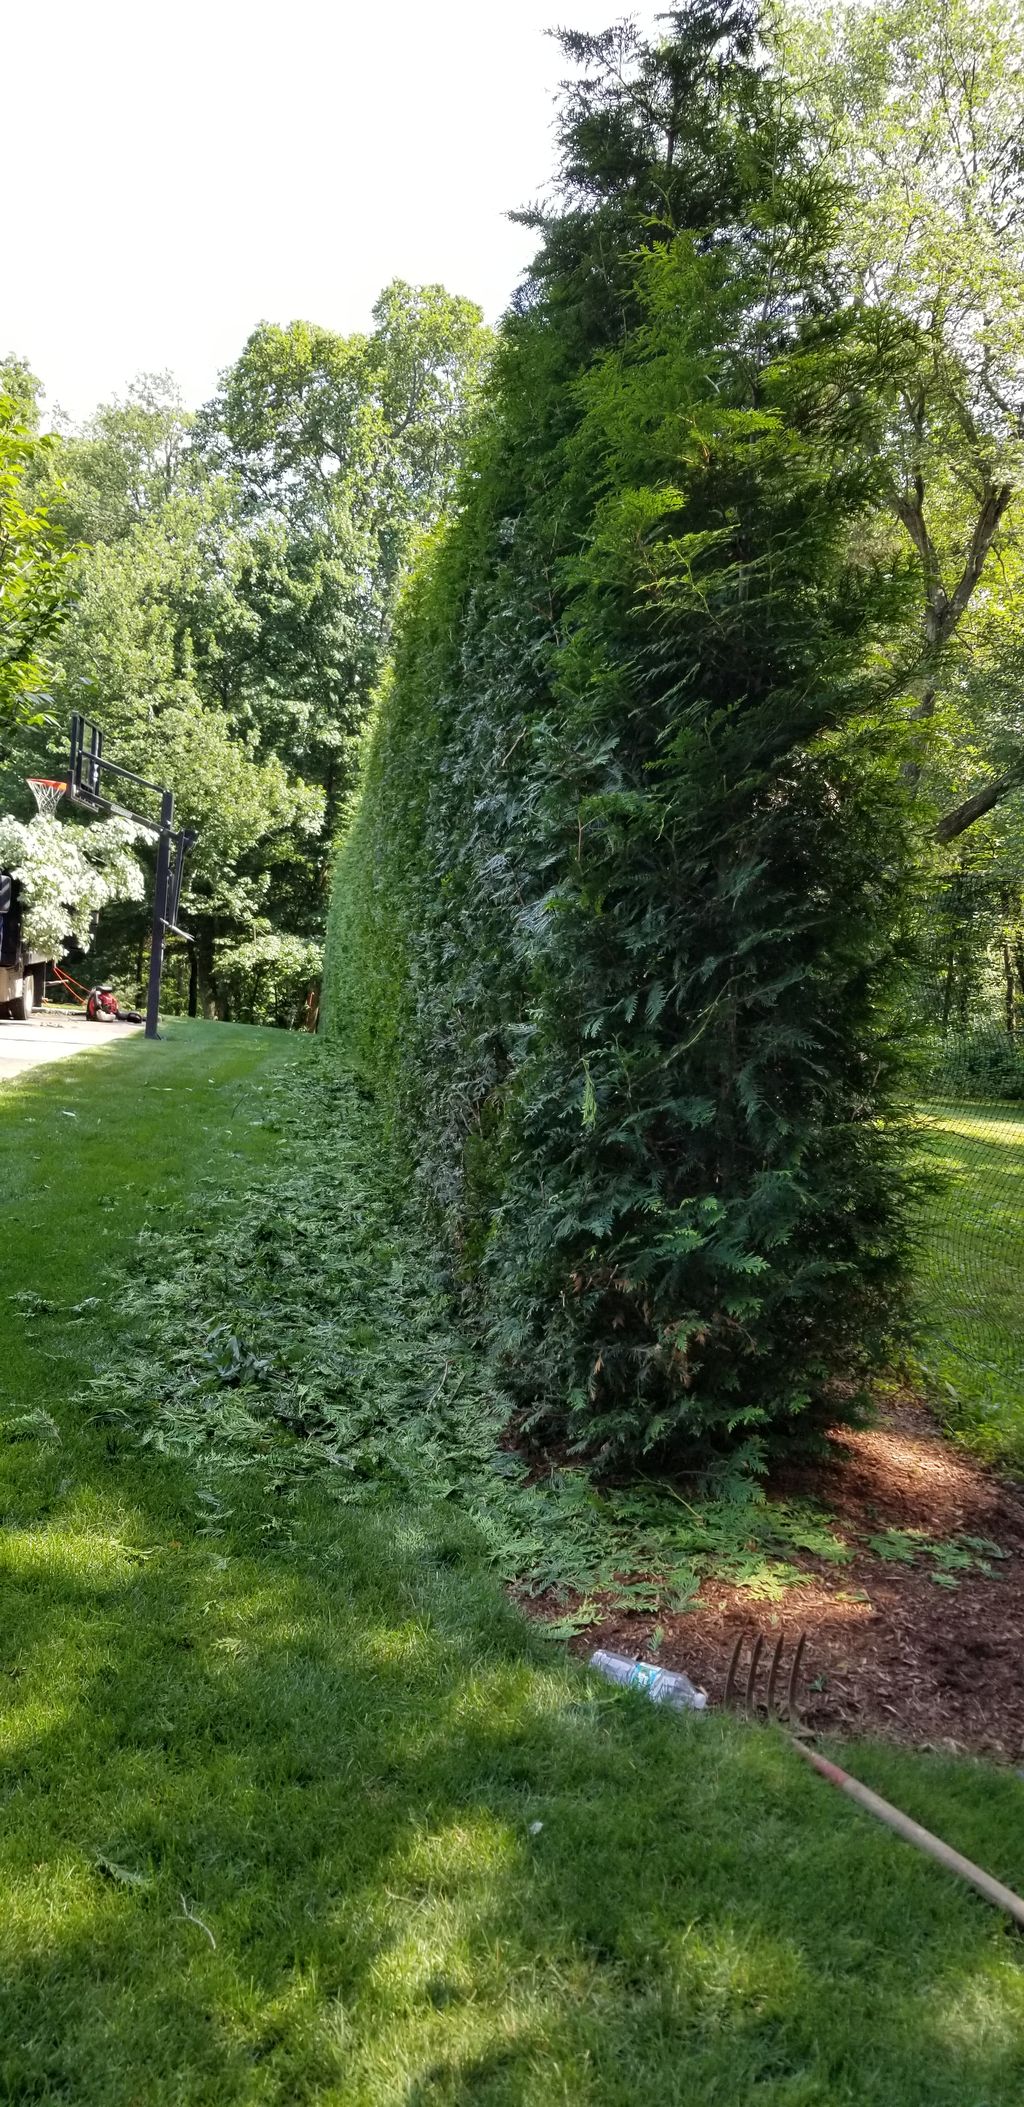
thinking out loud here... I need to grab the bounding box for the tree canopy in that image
[785,0,1024,846]
[0,281,489,1016]
[0,393,75,727]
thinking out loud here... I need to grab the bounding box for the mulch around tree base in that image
[531,1397,1024,1762]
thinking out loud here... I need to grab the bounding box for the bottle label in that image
[627,1662,663,1697]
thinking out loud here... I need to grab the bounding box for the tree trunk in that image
[940,948,957,1033]
[935,770,1023,845]
[192,919,218,1019]
[892,472,1016,827]
[1002,943,1015,1038]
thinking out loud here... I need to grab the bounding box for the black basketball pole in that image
[145,788,175,1040]
[68,716,195,1039]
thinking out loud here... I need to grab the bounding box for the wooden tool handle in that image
[791,1738,1024,1931]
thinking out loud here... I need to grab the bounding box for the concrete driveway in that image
[0,1010,143,1083]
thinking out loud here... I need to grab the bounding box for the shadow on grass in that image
[3,1426,1024,2107]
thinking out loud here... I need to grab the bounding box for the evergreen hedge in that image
[324,4,914,1467]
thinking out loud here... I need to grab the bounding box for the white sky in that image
[6,0,654,428]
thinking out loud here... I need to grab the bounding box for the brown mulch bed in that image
[527,1395,1024,1762]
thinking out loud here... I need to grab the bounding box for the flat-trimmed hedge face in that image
[323,3,916,1466]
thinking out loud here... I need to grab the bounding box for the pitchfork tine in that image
[765,1631,786,1716]
[724,1631,745,1710]
[745,1632,764,1712]
[786,1630,808,1719]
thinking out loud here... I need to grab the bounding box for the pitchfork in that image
[723,1628,808,1721]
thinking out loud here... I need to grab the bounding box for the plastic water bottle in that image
[590,1649,707,1711]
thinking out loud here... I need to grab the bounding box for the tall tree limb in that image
[935,765,1024,844]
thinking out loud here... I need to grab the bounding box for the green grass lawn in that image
[2,1024,1024,2105]
[915,1101,1024,1464]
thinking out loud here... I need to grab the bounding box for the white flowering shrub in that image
[0,813,146,957]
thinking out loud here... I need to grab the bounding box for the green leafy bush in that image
[213,931,322,1028]
[324,5,915,1466]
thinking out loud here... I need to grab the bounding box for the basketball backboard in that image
[67,714,105,808]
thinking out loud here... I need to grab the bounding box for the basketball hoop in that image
[27,777,67,818]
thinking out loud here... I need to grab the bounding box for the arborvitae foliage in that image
[325,3,915,1468]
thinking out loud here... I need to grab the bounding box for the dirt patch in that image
[526,1396,1024,1761]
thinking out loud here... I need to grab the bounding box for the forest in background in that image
[0,283,489,1020]
[2,0,1024,1464]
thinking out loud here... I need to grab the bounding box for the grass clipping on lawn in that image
[64,1044,999,1625]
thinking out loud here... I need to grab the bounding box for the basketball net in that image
[27,777,66,819]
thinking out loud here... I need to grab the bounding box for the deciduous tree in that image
[785,0,1024,842]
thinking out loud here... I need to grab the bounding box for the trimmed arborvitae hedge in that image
[324,4,914,1467]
